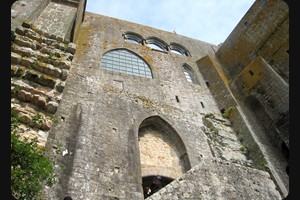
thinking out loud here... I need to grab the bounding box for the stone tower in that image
[11,0,289,199]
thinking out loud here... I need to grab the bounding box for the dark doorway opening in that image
[142,175,174,199]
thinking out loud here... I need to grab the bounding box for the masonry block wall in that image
[211,0,289,196]
[43,12,222,199]
[41,11,284,199]
[11,0,50,31]
[215,0,289,83]
[11,20,76,147]
[196,55,267,170]
[147,159,280,200]
[196,55,237,111]
[10,0,288,199]
[34,2,77,41]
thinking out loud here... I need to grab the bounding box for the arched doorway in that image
[138,116,191,197]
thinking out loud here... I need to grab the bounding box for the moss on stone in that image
[222,106,234,119]
[39,74,56,88]
[16,66,26,77]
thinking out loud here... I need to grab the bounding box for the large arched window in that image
[100,49,152,78]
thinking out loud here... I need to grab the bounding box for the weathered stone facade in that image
[11,0,288,199]
[11,19,76,147]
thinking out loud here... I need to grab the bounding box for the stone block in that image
[15,26,25,36]
[15,37,33,48]
[24,70,40,82]
[56,59,71,70]
[61,69,69,81]
[20,57,35,68]
[22,20,32,28]
[66,43,76,54]
[17,90,32,102]
[11,52,22,64]
[11,65,18,76]
[44,64,62,78]
[56,81,65,93]
[47,101,59,114]
[32,94,47,109]
[15,66,26,77]
[39,74,56,88]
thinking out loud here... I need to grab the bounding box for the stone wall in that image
[139,127,185,180]
[73,0,87,42]
[228,56,289,196]
[41,11,285,200]
[34,2,77,41]
[215,0,289,83]
[231,56,289,146]
[11,20,76,147]
[11,0,50,31]
[146,158,281,200]
[196,55,237,111]
[10,0,288,199]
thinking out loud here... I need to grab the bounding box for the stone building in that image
[11,0,289,199]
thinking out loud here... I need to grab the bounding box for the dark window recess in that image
[175,96,180,102]
[281,142,289,160]
[249,70,254,76]
[200,102,205,108]
[286,49,289,54]
[205,81,210,87]
[220,108,225,114]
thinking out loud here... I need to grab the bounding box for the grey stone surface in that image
[10,0,288,199]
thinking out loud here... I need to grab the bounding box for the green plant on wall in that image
[11,113,57,199]
[32,113,44,127]
[47,114,61,125]
[239,145,249,151]
[222,106,234,119]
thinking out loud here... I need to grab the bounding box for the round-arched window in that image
[101,49,153,78]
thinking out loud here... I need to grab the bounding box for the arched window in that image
[183,66,193,83]
[123,32,144,44]
[169,43,190,56]
[100,49,152,78]
[145,37,168,52]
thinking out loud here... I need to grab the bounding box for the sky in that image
[85,0,255,45]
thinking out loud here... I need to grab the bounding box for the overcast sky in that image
[86,0,255,45]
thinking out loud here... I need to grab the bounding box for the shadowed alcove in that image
[138,116,191,197]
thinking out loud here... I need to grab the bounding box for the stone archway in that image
[138,116,191,196]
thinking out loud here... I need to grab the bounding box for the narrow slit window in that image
[175,96,180,102]
[205,81,210,87]
[249,70,254,76]
[200,102,205,108]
